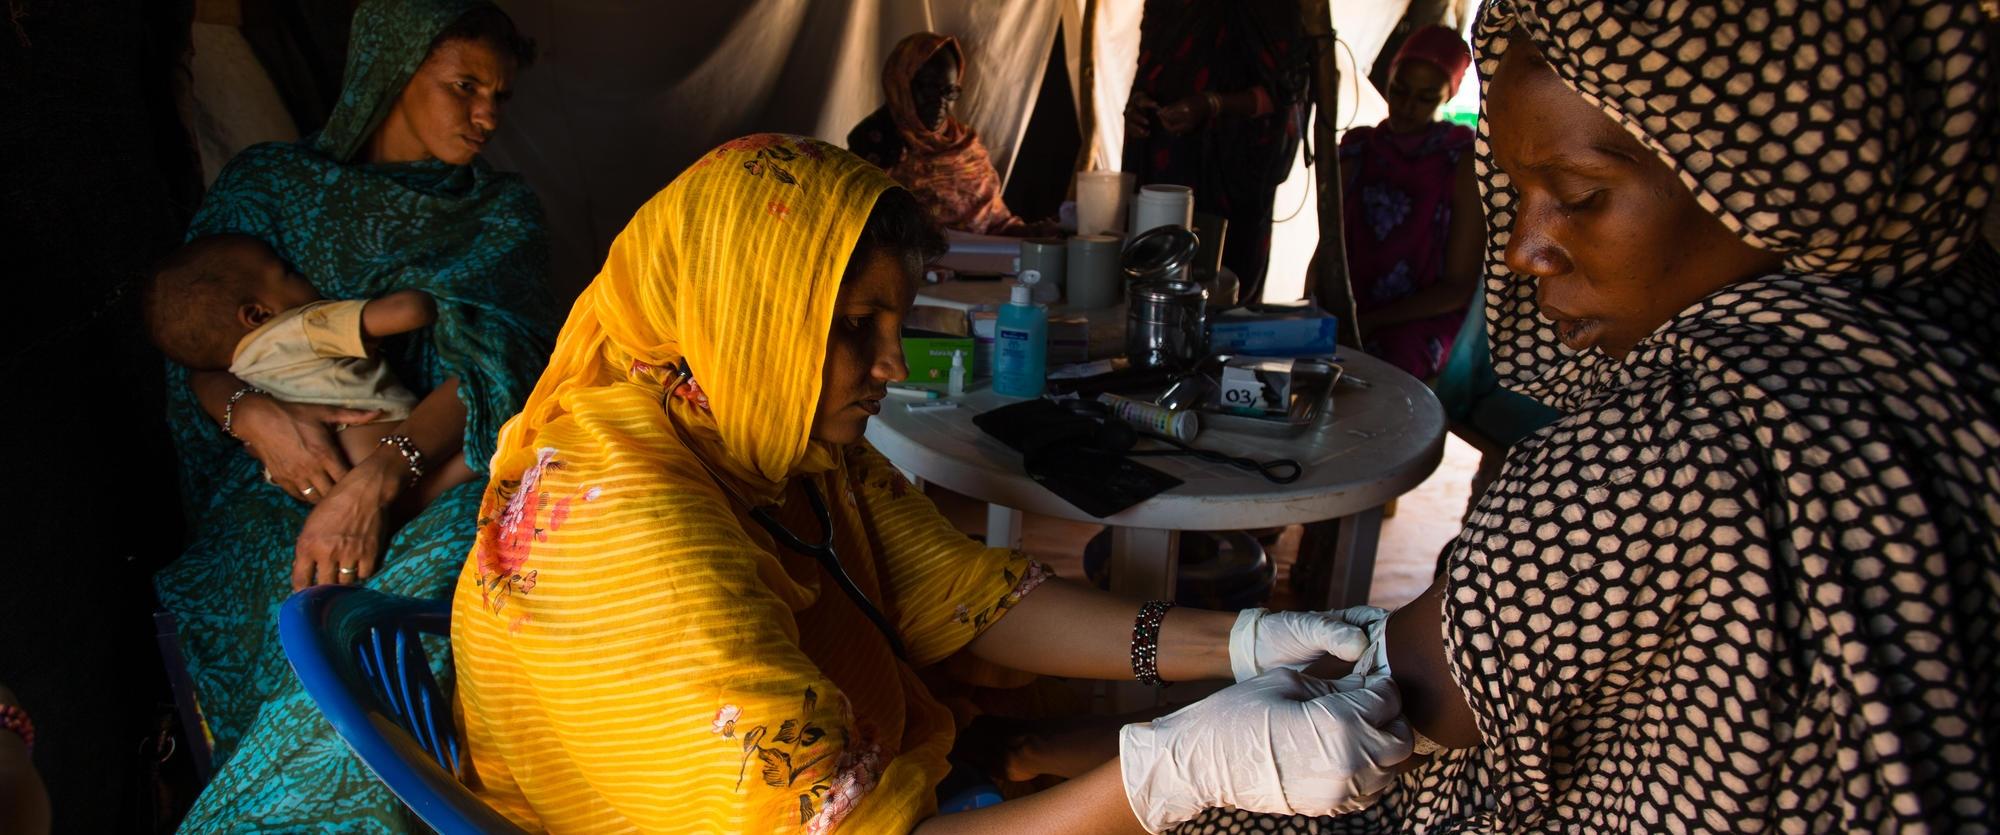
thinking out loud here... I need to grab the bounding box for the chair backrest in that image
[279,586,529,835]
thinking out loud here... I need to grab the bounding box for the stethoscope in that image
[659,361,910,661]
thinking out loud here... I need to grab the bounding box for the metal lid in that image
[1128,278,1208,305]
[1121,225,1200,280]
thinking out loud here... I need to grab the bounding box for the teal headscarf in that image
[314,0,486,162]
[159,0,555,830]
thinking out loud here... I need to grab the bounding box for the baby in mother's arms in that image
[143,233,474,513]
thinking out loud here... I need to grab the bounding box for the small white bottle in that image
[947,349,967,398]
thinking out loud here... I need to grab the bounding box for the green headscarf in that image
[315,0,491,162]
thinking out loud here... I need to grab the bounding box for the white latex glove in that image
[1228,606,1387,682]
[1119,669,1413,833]
[1333,607,1441,756]
[1340,607,1391,679]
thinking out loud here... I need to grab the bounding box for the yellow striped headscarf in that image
[454,135,1044,833]
[495,133,896,484]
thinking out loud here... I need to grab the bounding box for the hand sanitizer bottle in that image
[993,271,1048,398]
[947,349,967,398]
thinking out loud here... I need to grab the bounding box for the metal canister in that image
[1123,225,1208,368]
[1126,278,1208,369]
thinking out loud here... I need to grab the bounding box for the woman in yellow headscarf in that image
[451,134,1411,834]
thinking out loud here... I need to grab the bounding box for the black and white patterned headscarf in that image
[1481,0,1998,409]
[1173,3,2000,835]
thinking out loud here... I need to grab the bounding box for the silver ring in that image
[302,486,318,498]
[337,566,354,576]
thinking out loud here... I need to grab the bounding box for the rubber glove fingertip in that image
[1333,626,1371,661]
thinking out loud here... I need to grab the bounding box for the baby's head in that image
[144,234,321,369]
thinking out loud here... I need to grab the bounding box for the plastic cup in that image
[1018,238,1067,302]
[1066,234,1125,310]
[1077,171,1135,236]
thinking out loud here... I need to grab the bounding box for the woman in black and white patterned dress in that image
[1175,0,1999,832]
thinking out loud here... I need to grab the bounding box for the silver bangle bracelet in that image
[222,386,268,439]
[377,434,425,486]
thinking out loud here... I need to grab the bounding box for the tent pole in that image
[1300,0,1360,347]
[1072,0,1100,188]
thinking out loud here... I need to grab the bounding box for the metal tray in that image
[1160,356,1342,438]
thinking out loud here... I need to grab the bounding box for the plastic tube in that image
[1099,393,1200,443]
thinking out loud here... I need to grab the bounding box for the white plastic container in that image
[1129,184,1195,236]
[1076,170,1136,236]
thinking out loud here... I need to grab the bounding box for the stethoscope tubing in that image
[660,361,910,662]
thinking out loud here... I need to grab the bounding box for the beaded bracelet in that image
[1129,600,1177,686]
[377,434,425,486]
[0,703,34,753]
[222,386,269,439]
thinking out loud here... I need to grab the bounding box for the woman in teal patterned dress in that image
[157,0,554,829]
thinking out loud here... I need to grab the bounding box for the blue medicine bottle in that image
[992,270,1048,398]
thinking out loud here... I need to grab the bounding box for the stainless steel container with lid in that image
[1122,226,1209,368]
[1126,278,1208,368]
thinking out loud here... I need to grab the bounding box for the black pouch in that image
[972,399,1182,518]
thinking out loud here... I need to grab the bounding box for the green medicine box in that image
[899,330,974,392]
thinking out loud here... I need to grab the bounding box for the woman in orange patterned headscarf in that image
[847,33,1048,236]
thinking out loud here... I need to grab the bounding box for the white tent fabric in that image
[1264,1,1409,301]
[186,22,300,186]
[1080,0,1404,175]
[1076,0,1409,301]
[484,0,1061,299]
[186,1,1450,302]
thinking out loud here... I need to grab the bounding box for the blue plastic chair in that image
[279,586,528,835]
[1431,285,1560,449]
[284,587,1003,830]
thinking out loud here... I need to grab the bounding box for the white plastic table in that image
[865,349,1446,611]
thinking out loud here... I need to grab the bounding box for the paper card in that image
[1216,358,1298,414]
[1219,365,1269,412]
